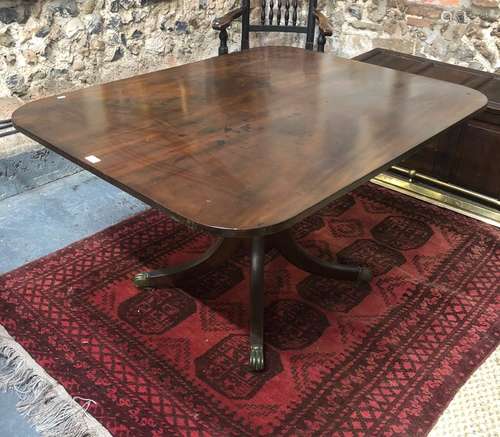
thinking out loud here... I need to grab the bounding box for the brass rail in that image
[372,169,500,227]
[390,165,500,209]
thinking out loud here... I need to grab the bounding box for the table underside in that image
[133,230,371,371]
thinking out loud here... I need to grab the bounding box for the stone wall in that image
[0,0,498,100]
[329,0,499,70]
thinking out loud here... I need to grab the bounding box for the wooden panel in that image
[13,47,487,236]
[355,49,499,114]
[356,48,500,200]
[419,64,479,86]
[399,131,454,180]
[449,121,500,198]
[477,76,500,116]
[354,50,420,71]
[398,142,437,175]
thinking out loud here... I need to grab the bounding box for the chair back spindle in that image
[292,0,298,26]
[214,0,332,53]
[259,0,301,26]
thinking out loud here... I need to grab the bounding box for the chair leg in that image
[317,30,326,52]
[218,29,229,55]
[249,236,265,371]
[133,237,241,289]
[272,230,371,282]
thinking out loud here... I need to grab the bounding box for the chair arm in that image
[314,10,333,36]
[212,8,244,31]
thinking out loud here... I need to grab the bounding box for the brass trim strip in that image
[390,166,500,208]
[371,173,500,228]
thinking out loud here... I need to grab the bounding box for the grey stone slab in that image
[0,170,148,274]
[0,97,36,157]
[1,97,82,200]
[0,170,148,434]
[0,391,39,437]
[0,147,82,201]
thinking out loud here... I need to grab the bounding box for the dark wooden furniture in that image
[212,0,333,55]
[356,48,500,203]
[12,47,487,371]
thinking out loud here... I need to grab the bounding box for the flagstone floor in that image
[0,170,497,436]
[0,171,147,436]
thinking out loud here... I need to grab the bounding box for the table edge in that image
[12,95,487,237]
[12,47,489,237]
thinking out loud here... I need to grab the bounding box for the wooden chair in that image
[212,0,333,55]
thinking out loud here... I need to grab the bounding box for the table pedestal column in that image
[133,232,372,371]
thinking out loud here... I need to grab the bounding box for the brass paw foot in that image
[249,345,264,371]
[133,272,151,289]
[358,267,372,283]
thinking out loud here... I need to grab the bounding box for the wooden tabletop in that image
[13,47,487,237]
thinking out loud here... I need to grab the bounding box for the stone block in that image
[0,97,82,200]
[0,7,17,24]
[471,0,499,7]
[372,37,415,54]
[405,4,443,19]
[0,148,81,201]
[406,15,435,28]
[404,0,459,6]
[0,97,36,157]
[350,21,383,32]
[470,2,500,21]
[0,0,497,99]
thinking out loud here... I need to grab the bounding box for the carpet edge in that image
[0,325,111,437]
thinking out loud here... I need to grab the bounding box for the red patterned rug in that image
[1,183,498,436]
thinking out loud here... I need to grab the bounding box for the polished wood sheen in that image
[355,48,499,200]
[13,47,487,237]
[212,7,243,30]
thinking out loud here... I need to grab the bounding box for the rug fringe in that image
[0,326,111,437]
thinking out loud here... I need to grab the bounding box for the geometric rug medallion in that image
[1,183,498,436]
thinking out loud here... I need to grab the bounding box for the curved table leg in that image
[133,237,241,289]
[249,236,265,371]
[272,230,372,282]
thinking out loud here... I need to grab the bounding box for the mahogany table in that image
[13,47,487,371]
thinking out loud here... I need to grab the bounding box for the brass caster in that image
[133,272,151,289]
[358,267,372,283]
[249,345,264,372]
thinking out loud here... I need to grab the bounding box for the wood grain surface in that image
[13,47,487,236]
